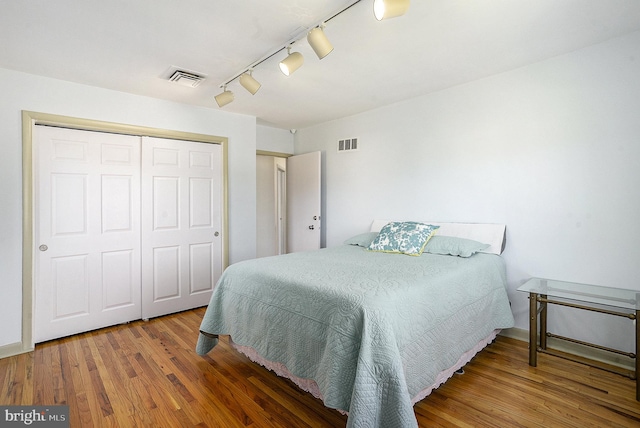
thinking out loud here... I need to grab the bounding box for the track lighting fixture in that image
[373,0,410,21]
[214,0,413,107]
[279,46,304,76]
[307,25,333,60]
[239,71,261,95]
[214,85,234,107]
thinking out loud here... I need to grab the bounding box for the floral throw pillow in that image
[367,221,440,256]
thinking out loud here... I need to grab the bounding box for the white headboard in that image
[370,220,507,255]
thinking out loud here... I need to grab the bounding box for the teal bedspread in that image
[196,245,514,428]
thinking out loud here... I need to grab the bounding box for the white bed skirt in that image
[230,329,500,414]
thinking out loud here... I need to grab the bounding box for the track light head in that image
[279,47,304,76]
[214,86,234,107]
[239,71,261,95]
[307,26,333,60]
[374,0,410,21]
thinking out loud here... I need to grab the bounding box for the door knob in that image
[214,231,219,237]
[39,244,48,251]
[308,225,315,230]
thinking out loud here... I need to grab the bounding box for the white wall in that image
[295,31,640,355]
[0,68,257,349]
[256,125,294,154]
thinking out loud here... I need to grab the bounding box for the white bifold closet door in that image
[34,127,222,343]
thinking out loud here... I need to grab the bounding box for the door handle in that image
[309,225,315,230]
[39,244,48,252]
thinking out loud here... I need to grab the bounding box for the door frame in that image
[20,110,229,354]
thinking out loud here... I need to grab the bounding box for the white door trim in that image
[14,110,228,357]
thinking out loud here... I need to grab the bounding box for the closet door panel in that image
[141,137,223,319]
[34,126,141,343]
[153,176,180,230]
[102,175,135,233]
[51,254,89,318]
[152,245,181,300]
[102,250,136,310]
[190,243,213,293]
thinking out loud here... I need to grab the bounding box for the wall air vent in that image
[168,70,205,88]
[338,137,358,152]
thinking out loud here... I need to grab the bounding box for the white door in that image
[141,137,223,319]
[34,126,141,343]
[287,151,321,253]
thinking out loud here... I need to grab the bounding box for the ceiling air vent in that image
[168,70,205,88]
[338,137,358,152]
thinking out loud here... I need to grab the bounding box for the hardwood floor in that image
[1,307,638,427]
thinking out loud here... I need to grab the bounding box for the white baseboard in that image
[0,341,33,360]
[499,327,635,372]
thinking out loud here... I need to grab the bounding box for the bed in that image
[196,221,515,428]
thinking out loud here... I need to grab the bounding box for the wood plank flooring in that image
[1,307,639,427]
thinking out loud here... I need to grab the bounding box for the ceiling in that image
[2,0,640,130]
